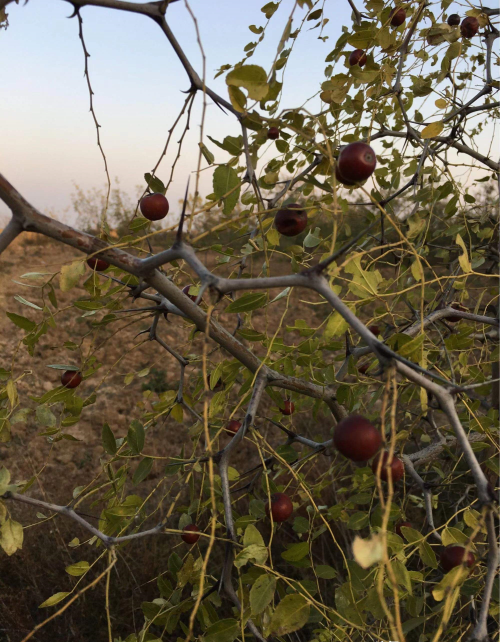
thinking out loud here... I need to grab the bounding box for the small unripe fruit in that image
[349,49,367,67]
[280,400,295,416]
[87,257,109,271]
[395,521,412,537]
[140,193,169,221]
[267,127,280,140]
[266,492,293,522]
[461,16,479,38]
[390,7,406,27]
[274,204,307,237]
[447,13,460,26]
[368,324,380,336]
[372,451,405,483]
[337,142,376,183]
[182,284,198,303]
[61,370,82,389]
[440,545,475,572]
[448,302,468,323]
[333,415,381,461]
[181,524,200,544]
[226,420,241,434]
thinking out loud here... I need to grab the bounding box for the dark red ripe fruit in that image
[267,127,280,140]
[274,204,307,237]
[213,379,224,391]
[266,492,293,522]
[395,521,412,537]
[390,7,406,27]
[349,49,367,67]
[461,16,479,38]
[61,370,82,389]
[182,284,198,303]
[372,451,405,483]
[368,324,380,336]
[181,524,200,545]
[440,545,475,572]
[86,257,109,271]
[280,400,295,416]
[447,14,460,26]
[335,164,356,187]
[358,362,370,375]
[140,193,169,221]
[226,420,241,434]
[448,302,468,323]
[333,415,382,462]
[337,142,376,183]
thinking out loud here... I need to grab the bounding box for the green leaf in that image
[46,364,80,371]
[303,227,321,248]
[250,574,276,614]
[36,406,56,429]
[432,565,469,601]
[419,540,438,568]
[212,164,241,215]
[6,312,36,333]
[226,64,269,100]
[267,594,310,636]
[243,523,265,547]
[234,543,268,568]
[144,172,166,195]
[204,618,239,642]
[60,261,85,292]
[13,295,43,311]
[102,423,117,455]
[315,565,337,579]
[198,142,214,165]
[39,591,70,608]
[261,2,278,19]
[226,293,267,313]
[65,561,90,576]
[133,457,153,485]
[442,527,470,546]
[127,420,145,455]
[281,541,309,562]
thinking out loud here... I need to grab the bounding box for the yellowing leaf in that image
[352,534,384,568]
[435,98,447,109]
[227,85,247,113]
[1,519,24,556]
[421,121,444,139]
[456,233,471,273]
[39,591,70,608]
[324,311,348,338]
[226,65,269,101]
[60,261,85,292]
[411,259,423,282]
[65,561,90,576]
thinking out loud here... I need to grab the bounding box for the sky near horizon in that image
[0,0,497,228]
[1,0,350,226]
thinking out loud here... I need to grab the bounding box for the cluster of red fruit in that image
[272,141,377,238]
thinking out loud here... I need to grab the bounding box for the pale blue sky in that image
[0,1,497,227]
[0,0,348,225]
